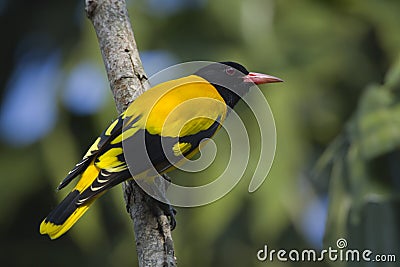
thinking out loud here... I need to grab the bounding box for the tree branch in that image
[84,0,176,266]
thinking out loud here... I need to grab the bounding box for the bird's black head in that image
[194,61,282,108]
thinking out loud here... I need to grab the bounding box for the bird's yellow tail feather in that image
[40,161,101,239]
[39,190,98,240]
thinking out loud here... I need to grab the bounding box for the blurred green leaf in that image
[317,57,400,266]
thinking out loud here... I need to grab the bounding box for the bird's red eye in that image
[225,67,235,76]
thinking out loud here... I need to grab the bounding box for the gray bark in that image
[84,0,176,266]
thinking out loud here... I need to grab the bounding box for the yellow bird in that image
[40,61,282,239]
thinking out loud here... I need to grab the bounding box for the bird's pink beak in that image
[243,72,283,85]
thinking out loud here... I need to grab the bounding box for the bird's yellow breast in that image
[123,75,227,137]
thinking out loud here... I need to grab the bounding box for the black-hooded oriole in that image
[40,61,282,239]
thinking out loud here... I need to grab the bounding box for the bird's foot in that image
[157,200,177,231]
[144,174,177,230]
[146,196,177,230]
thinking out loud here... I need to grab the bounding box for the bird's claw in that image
[157,200,177,231]
[146,195,177,231]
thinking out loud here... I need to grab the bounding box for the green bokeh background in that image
[1,0,399,266]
